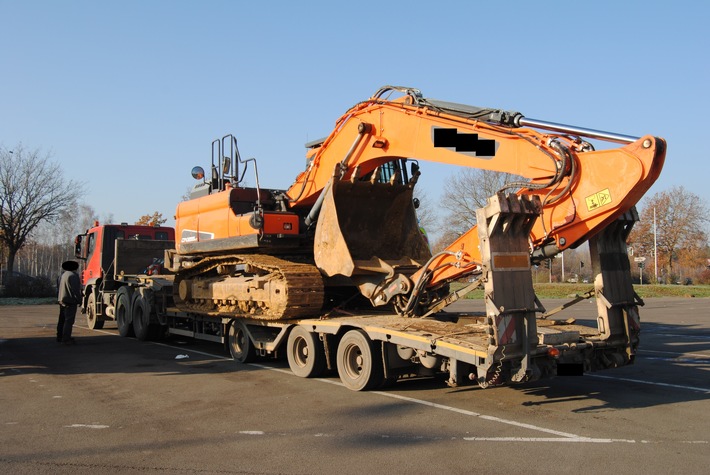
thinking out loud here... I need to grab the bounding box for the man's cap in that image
[62,260,79,271]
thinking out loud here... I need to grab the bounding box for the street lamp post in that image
[653,207,658,283]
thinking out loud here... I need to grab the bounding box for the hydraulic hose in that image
[402,250,457,315]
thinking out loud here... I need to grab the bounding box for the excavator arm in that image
[286,86,665,313]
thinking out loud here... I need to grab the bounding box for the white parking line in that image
[588,374,710,394]
[647,333,709,341]
[248,363,625,443]
[638,349,710,358]
[462,437,635,443]
[370,390,586,439]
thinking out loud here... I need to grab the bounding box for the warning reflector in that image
[491,253,529,271]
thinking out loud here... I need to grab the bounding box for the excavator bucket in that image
[314,179,432,279]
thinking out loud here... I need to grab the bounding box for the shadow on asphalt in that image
[362,318,710,411]
[2,314,708,412]
[0,331,254,378]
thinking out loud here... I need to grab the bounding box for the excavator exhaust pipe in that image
[313,179,432,287]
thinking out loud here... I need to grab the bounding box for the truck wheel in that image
[229,320,256,364]
[132,291,152,341]
[86,292,104,330]
[336,330,383,391]
[116,287,134,338]
[287,326,326,378]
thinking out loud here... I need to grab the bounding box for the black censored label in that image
[433,128,496,156]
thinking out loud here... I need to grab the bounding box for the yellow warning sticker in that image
[585,189,612,211]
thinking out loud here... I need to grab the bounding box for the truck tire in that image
[86,291,104,330]
[336,329,383,391]
[132,290,152,341]
[116,287,134,338]
[228,320,256,364]
[287,326,326,378]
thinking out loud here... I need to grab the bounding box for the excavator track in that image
[173,254,324,320]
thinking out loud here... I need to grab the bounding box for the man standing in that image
[57,260,81,345]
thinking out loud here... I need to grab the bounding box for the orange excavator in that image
[168,86,665,326]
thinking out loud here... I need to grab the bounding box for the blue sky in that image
[1,0,708,230]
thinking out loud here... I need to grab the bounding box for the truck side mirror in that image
[74,235,84,259]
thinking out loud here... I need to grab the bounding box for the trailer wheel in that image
[287,326,326,378]
[336,330,383,391]
[132,291,152,341]
[229,320,256,364]
[86,292,104,330]
[115,287,134,338]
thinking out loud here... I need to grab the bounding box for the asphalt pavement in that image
[1,298,709,474]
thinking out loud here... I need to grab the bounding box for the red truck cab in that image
[75,222,175,287]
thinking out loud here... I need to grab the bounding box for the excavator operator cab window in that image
[379,161,398,183]
[376,159,415,185]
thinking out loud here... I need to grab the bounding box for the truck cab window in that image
[86,233,96,261]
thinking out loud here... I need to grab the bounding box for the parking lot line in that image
[588,374,710,394]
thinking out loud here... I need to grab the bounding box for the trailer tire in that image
[229,320,256,364]
[132,290,152,341]
[336,329,383,391]
[287,326,326,378]
[86,291,104,330]
[116,287,134,338]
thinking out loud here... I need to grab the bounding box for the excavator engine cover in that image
[314,179,432,279]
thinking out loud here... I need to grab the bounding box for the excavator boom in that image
[285,86,665,311]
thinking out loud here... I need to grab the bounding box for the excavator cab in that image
[314,159,432,303]
[175,134,301,256]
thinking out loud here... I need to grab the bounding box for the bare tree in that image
[413,187,437,230]
[433,169,520,251]
[11,204,98,281]
[0,144,84,275]
[629,186,709,283]
[410,187,438,251]
[74,204,99,234]
[181,185,195,202]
